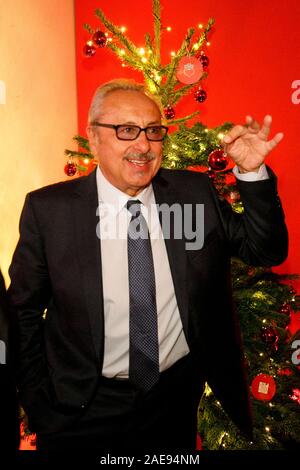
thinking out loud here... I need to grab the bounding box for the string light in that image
[259,352,264,357]
[263,318,267,323]
[166,26,172,31]
[83,159,90,165]
[139,47,145,55]
[206,41,211,46]
[217,132,224,140]
[120,26,127,33]
[141,57,148,63]
[170,51,176,57]
[120,49,126,55]
[108,37,113,42]
[192,44,200,51]
[198,24,203,29]
[86,40,93,47]
[265,426,270,432]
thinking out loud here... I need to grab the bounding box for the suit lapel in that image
[71,169,104,364]
[152,172,189,337]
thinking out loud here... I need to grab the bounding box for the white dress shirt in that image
[96,164,269,378]
[96,167,190,378]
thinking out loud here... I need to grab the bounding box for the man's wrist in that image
[233,164,269,181]
[237,166,260,174]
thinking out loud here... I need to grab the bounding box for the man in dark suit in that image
[8,79,288,452]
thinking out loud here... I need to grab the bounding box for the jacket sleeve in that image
[8,193,51,393]
[211,167,288,266]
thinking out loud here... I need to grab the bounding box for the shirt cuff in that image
[232,164,269,182]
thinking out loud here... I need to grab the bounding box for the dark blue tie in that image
[127,200,159,392]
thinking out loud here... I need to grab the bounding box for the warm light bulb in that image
[217,132,224,140]
[265,427,270,432]
[87,40,93,46]
[198,24,203,29]
[108,37,113,42]
[120,26,126,33]
[120,49,126,55]
[206,41,211,46]
[263,319,267,323]
[259,352,264,357]
[139,48,145,55]
[170,51,176,57]
[192,44,200,51]
[141,57,147,63]
[121,63,126,67]
[166,26,172,31]
[83,159,90,165]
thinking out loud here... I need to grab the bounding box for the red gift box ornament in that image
[251,373,276,401]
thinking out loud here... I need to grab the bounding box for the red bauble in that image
[64,162,77,176]
[208,149,228,171]
[92,30,107,48]
[199,54,209,68]
[83,42,96,57]
[194,88,207,103]
[251,374,276,401]
[279,303,291,315]
[261,326,278,345]
[164,105,175,119]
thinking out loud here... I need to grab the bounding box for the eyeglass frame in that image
[89,122,169,141]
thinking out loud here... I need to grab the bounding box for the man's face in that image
[87,90,163,196]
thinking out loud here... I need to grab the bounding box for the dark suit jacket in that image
[8,167,288,438]
[0,269,20,451]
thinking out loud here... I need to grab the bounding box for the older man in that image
[8,79,288,451]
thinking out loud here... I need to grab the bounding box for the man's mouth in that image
[124,154,155,167]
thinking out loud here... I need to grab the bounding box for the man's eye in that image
[120,126,137,134]
[147,127,160,134]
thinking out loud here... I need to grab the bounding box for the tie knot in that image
[127,200,142,218]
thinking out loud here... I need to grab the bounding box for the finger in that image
[245,115,260,131]
[266,132,284,151]
[223,124,247,144]
[258,115,272,139]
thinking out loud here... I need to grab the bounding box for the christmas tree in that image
[65,0,300,450]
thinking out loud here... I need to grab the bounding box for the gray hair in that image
[88,78,163,123]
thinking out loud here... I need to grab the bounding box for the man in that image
[8,79,288,452]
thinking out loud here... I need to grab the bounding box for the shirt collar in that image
[96,166,154,215]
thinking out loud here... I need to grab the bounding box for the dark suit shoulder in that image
[27,170,96,202]
[157,168,212,196]
[159,167,208,181]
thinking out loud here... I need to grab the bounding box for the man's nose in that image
[134,129,151,152]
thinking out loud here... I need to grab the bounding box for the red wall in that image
[74,0,300,296]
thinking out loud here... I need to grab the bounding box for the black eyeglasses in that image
[90,122,168,141]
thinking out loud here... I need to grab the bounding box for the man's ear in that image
[86,125,99,156]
